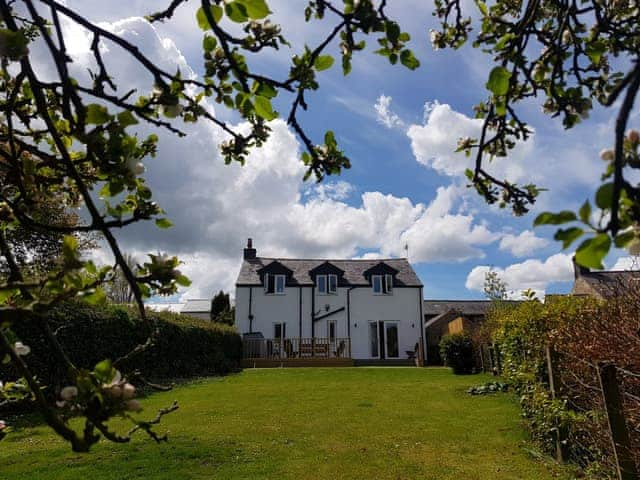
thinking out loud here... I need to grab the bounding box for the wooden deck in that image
[242,358,355,368]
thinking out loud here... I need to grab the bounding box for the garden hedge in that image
[1,301,242,396]
[439,332,476,374]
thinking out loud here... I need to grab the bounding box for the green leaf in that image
[386,21,400,44]
[585,40,606,65]
[94,359,113,383]
[575,234,611,270]
[534,211,577,226]
[196,5,223,29]
[400,49,420,70]
[240,0,270,19]
[0,29,29,61]
[203,35,218,52]
[578,200,591,224]
[476,0,488,15]
[86,104,110,125]
[614,230,635,248]
[255,82,277,99]
[554,227,584,249]
[595,182,614,209]
[175,274,192,287]
[225,1,249,23]
[254,96,277,120]
[314,55,334,72]
[117,110,138,127]
[155,218,173,229]
[486,66,511,96]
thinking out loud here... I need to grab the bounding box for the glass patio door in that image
[384,322,399,358]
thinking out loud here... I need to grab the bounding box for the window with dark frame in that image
[264,274,286,294]
[316,274,338,295]
[372,274,393,294]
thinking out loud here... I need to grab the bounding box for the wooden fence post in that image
[545,345,568,463]
[488,344,496,375]
[598,362,639,480]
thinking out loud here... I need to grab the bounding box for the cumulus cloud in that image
[54,16,501,298]
[407,102,532,180]
[374,94,405,129]
[465,253,574,295]
[499,230,549,257]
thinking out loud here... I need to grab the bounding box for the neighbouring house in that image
[423,300,493,365]
[181,299,212,320]
[571,257,640,299]
[145,299,212,320]
[235,239,425,366]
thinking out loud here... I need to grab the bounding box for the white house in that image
[235,239,425,365]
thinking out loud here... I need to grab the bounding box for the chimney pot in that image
[244,238,256,260]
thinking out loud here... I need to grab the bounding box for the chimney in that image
[243,238,256,260]
[572,255,589,279]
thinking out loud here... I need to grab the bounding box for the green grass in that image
[0,368,570,480]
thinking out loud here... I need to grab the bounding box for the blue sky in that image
[59,1,639,301]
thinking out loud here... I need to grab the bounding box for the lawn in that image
[0,368,570,480]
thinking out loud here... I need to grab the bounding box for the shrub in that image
[439,333,475,374]
[486,294,640,478]
[0,301,242,400]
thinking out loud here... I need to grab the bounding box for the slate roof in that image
[423,299,522,317]
[423,300,493,316]
[236,257,422,287]
[575,270,640,298]
[181,299,211,313]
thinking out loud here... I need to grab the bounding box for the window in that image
[317,275,327,294]
[328,274,337,294]
[316,274,337,295]
[369,322,379,357]
[265,274,286,294]
[328,320,336,342]
[385,322,399,358]
[274,322,286,339]
[372,274,393,294]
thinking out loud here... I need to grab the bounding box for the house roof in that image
[236,257,422,287]
[145,303,184,313]
[181,299,211,313]
[423,299,522,317]
[423,300,493,316]
[575,270,640,298]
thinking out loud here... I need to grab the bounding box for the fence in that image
[481,342,639,480]
[243,337,351,360]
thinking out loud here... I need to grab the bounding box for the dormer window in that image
[317,274,337,295]
[372,274,393,295]
[265,274,285,295]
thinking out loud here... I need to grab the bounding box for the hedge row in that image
[485,295,640,479]
[1,301,242,396]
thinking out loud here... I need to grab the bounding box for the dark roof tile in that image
[236,257,422,287]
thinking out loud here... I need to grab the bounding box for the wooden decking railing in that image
[243,337,351,360]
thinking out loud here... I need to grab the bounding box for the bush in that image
[439,333,475,374]
[1,301,242,399]
[486,294,640,478]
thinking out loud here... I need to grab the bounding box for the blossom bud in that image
[105,385,122,399]
[0,420,6,430]
[13,342,30,356]
[561,29,572,44]
[60,386,78,401]
[628,129,640,143]
[600,149,614,162]
[122,383,136,400]
[124,399,142,412]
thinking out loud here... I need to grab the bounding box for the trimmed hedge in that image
[439,332,475,374]
[1,301,242,395]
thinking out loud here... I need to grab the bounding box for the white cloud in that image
[465,253,574,295]
[56,17,501,299]
[407,102,532,180]
[374,94,405,129]
[499,230,549,257]
[610,256,640,271]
